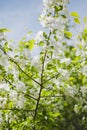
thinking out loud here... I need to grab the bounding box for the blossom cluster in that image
[39,0,69,41]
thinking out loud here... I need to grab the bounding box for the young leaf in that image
[70,12,79,17]
[54,35,58,41]
[43,32,47,39]
[74,18,80,24]
[29,39,35,50]
[64,31,73,39]
[84,17,87,24]
[84,27,87,34]
[39,41,44,46]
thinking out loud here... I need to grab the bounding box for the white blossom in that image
[81,65,87,76]
[80,86,87,97]
[35,31,45,43]
[39,0,69,32]
[0,97,7,108]
[64,85,78,97]
[9,90,18,103]
[17,95,25,108]
[58,68,69,77]
[60,57,71,65]
[74,104,81,113]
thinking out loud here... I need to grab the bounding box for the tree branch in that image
[33,31,51,120]
[33,51,47,120]
[9,58,41,86]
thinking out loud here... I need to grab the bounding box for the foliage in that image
[0,0,87,130]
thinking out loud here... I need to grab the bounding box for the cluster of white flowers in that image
[0,32,7,43]
[9,90,18,102]
[35,31,45,43]
[81,65,87,76]
[0,55,9,67]
[80,86,87,97]
[39,0,69,34]
[9,90,25,108]
[58,68,70,77]
[64,85,78,97]
[74,104,81,114]
[60,57,71,65]
[17,94,25,108]
[0,97,7,108]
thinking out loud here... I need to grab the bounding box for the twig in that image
[42,73,60,85]
[41,95,63,98]
[0,108,35,111]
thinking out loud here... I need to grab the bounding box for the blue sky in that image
[0,0,87,40]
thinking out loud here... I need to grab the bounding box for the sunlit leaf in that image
[64,31,73,39]
[84,17,87,24]
[84,27,87,34]
[70,12,79,17]
[29,39,35,50]
[74,17,80,24]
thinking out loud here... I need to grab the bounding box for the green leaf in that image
[53,112,62,118]
[0,75,3,81]
[43,32,47,39]
[74,18,80,24]
[61,14,66,18]
[27,31,32,35]
[29,39,35,50]
[6,73,14,82]
[53,29,57,34]
[54,5,63,12]
[70,12,79,17]
[84,17,87,24]
[25,39,35,50]
[84,27,87,34]
[54,35,58,41]
[69,77,74,81]
[64,31,73,39]
[0,28,11,33]
[39,41,44,46]
[3,42,9,52]
[0,88,7,97]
